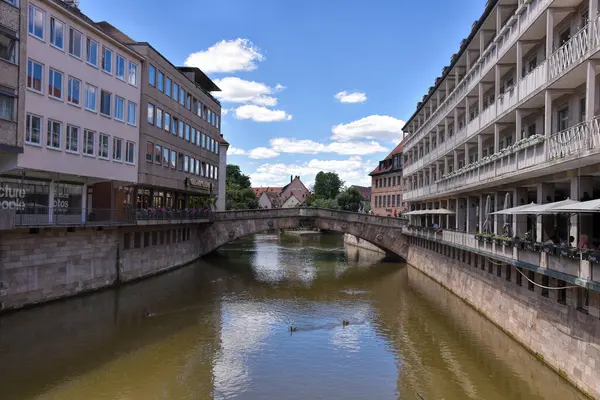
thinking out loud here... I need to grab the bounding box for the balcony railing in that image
[549,25,590,79]
[496,87,518,115]
[547,119,600,161]
[518,60,547,101]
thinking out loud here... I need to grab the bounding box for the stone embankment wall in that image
[343,233,385,254]
[408,246,600,399]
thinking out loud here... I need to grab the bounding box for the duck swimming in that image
[290,326,297,332]
[342,320,350,326]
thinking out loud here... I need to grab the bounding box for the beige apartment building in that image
[370,142,404,216]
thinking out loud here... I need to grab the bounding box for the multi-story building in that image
[350,185,371,211]
[0,0,143,223]
[96,22,224,211]
[0,0,26,155]
[370,142,404,216]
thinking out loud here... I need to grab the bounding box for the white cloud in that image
[213,77,283,106]
[269,138,388,155]
[249,156,372,188]
[331,115,405,142]
[228,147,247,155]
[248,147,280,159]
[234,105,292,122]
[334,91,367,103]
[184,38,264,74]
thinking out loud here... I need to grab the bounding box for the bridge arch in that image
[197,208,409,260]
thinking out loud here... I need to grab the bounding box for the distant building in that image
[252,175,309,208]
[350,185,371,211]
[369,142,404,216]
[258,191,281,209]
[281,194,302,208]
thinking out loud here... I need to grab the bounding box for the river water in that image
[0,232,584,400]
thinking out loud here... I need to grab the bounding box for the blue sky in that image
[80,0,486,187]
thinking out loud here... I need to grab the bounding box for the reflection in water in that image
[0,233,584,400]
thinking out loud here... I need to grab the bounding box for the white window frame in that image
[173,82,179,100]
[86,37,98,68]
[25,113,42,145]
[157,70,164,93]
[170,149,176,169]
[27,59,44,94]
[84,83,97,112]
[125,141,135,164]
[128,61,138,86]
[83,129,95,156]
[48,68,64,100]
[102,46,113,74]
[164,112,171,132]
[100,89,112,117]
[28,4,45,41]
[0,92,15,121]
[156,107,163,129]
[147,103,154,125]
[112,136,123,162]
[47,119,62,150]
[68,27,83,59]
[127,101,137,126]
[98,133,110,159]
[165,77,171,98]
[66,124,79,153]
[67,76,81,107]
[114,95,125,121]
[115,54,126,81]
[49,16,65,51]
[163,146,169,167]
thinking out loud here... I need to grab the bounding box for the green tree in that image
[309,197,339,209]
[225,164,257,210]
[336,187,364,212]
[226,164,251,189]
[313,172,343,200]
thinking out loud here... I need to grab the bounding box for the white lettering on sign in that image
[0,185,27,210]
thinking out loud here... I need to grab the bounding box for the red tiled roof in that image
[351,185,371,200]
[369,140,403,176]
[252,187,282,197]
[384,142,403,160]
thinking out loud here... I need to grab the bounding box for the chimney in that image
[290,175,293,183]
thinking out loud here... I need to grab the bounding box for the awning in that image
[511,199,579,215]
[552,198,600,213]
[405,208,456,215]
[404,210,426,215]
[490,202,538,215]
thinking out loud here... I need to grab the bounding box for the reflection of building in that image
[369,142,404,216]
[97,23,223,211]
[253,176,309,208]
[0,0,26,155]
[350,185,371,211]
[1,0,143,224]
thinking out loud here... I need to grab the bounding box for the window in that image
[179,87,185,105]
[146,141,153,162]
[127,101,136,125]
[186,93,191,110]
[66,125,79,152]
[102,46,112,73]
[154,143,162,164]
[83,130,94,155]
[196,159,200,175]
[98,134,109,159]
[184,155,189,172]
[208,109,212,124]
[157,71,164,92]
[216,115,220,129]
[196,130,201,146]
[68,28,82,59]
[559,28,571,47]
[190,157,195,174]
[85,84,97,111]
[27,59,43,92]
[67,76,80,106]
[148,64,156,86]
[100,90,111,116]
[173,82,179,100]
[147,103,155,124]
[50,17,64,49]
[86,38,98,67]
[125,141,135,164]
[163,146,169,166]
[28,5,45,40]
[0,92,14,121]
[580,96,586,123]
[197,101,203,117]
[185,124,190,141]
[201,133,206,148]
[156,108,163,129]
[164,113,171,132]
[165,77,171,98]
[172,117,178,135]
[113,54,126,80]
[112,137,123,161]
[128,62,138,86]
[170,150,176,169]
[201,162,205,176]
[558,105,569,131]
[114,96,125,121]
[47,119,61,149]
[25,114,42,144]
[191,127,196,144]
[48,68,63,99]
[0,31,17,63]
[178,153,183,171]
[179,120,184,138]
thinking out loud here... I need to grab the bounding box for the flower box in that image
[540,243,556,255]
[558,247,580,259]
[582,250,600,263]
[524,241,540,252]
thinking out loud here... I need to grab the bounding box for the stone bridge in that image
[197,208,409,260]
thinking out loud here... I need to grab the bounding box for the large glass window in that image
[179,87,185,105]
[164,113,171,132]
[26,114,42,144]
[558,105,569,132]
[172,117,178,135]
[67,76,80,106]
[49,17,64,49]
[126,141,135,164]
[113,137,123,161]
[179,120,184,138]
[66,125,79,152]
[127,101,137,126]
[191,127,196,144]
[147,103,154,124]
[165,77,171,98]
[185,124,190,141]
[98,134,109,159]
[86,38,98,66]
[0,32,17,63]
[146,141,153,162]
[128,62,138,86]
[28,5,45,40]
[114,96,124,121]
[83,130,94,155]
[156,108,163,129]
[195,159,200,175]
[85,84,97,111]
[68,28,82,58]
[157,71,164,92]
[178,152,184,171]
[115,55,126,80]
[100,90,111,116]
[48,68,63,99]
[170,150,176,169]
[47,119,61,149]
[163,147,169,166]
[27,59,43,93]
[173,82,179,100]
[154,143,162,164]
[148,64,156,86]
[184,155,189,172]
[186,93,191,110]
[0,93,14,121]
[102,46,113,73]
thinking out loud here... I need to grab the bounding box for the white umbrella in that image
[551,198,600,213]
[511,198,579,215]
[503,192,512,237]
[490,202,538,215]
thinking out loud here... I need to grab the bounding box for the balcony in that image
[496,87,518,115]
[549,25,590,80]
[518,61,547,101]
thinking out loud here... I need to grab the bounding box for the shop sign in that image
[54,193,70,210]
[0,185,26,210]
[185,178,211,191]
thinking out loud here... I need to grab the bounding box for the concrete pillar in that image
[570,176,594,246]
[479,193,484,233]
[494,192,500,235]
[586,60,596,121]
[81,183,87,224]
[455,67,459,87]
[444,156,449,174]
[546,10,554,59]
[445,80,450,97]
[537,183,554,241]
[544,90,552,143]
[444,118,449,141]
[455,198,462,230]
[453,150,459,171]
[480,31,485,53]
[478,134,484,160]
[516,41,523,82]
[465,98,470,124]
[590,0,598,24]
[515,109,523,141]
[496,7,502,34]
[217,142,229,211]
[454,108,459,134]
[466,196,477,233]
[48,181,55,224]
[494,65,501,101]
[494,124,500,153]
[466,50,472,71]
[478,83,484,115]
[513,187,529,238]
[465,143,470,165]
